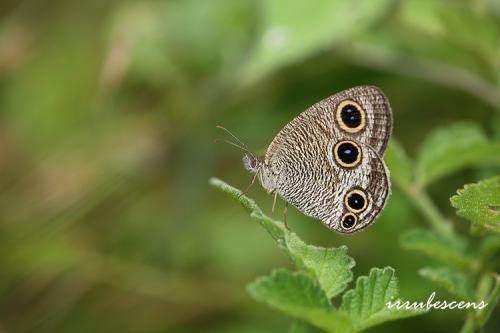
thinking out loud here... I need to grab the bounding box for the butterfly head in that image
[244,154,279,194]
[242,154,261,173]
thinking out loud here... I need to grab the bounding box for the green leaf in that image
[340,267,426,332]
[419,267,474,301]
[450,176,500,233]
[286,233,355,298]
[210,177,355,299]
[400,229,479,271]
[248,269,353,333]
[415,123,500,186]
[242,0,394,82]
[384,140,414,190]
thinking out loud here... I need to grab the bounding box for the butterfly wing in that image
[264,85,392,234]
[319,85,392,156]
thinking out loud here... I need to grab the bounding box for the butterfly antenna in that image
[214,138,256,158]
[216,125,251,150]
[215,125,256,158]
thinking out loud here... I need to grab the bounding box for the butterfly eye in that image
[345,189,368,213]
[333,140,362,168]
[335,100,366,133]
[340,212,358,230]
[243,154,259,171]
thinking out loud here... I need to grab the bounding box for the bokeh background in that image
[0,0,499,332]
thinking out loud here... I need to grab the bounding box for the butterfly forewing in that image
[317,85,392,156]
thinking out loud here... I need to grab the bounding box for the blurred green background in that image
[0,0,499,332]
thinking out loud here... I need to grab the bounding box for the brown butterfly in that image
[223,86,392,234]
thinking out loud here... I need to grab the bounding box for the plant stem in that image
[408,186,453,235]
[475,274,500,327]
[459,273,500,333]
[342,43,500,110]
[460,315,476,333]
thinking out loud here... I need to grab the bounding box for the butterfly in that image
[222,85,392,234]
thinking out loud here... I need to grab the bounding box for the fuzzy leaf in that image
[419,267,474,301]
[286,232,355,298]
[210,178,355,299]
[385,140,414,189]
[400,229,478,271]
[248,269,353,333]
[450,176,500,233]
[341,267,426,332]
[415,123,500,186]
[242,0,394,81]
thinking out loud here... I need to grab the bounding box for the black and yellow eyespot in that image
[341,212,358,231]
[333,140,362,168]
[344,188,368,213]
[335,100,366,133]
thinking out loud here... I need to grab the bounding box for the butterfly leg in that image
[271,191,289,230]
[238,171,258,198]
[283,202,290,230]
[271,190,277,213]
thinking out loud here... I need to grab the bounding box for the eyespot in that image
[341,213,358,230]
[335,100,366,133]
[333,140,362,168]
[345,189,368,213]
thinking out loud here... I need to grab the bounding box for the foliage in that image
[248,270,352,333]
[243,0,394,82]
[418,267,474,301]
[399,229,477,271]
[211,178,425,333]
[340,267,423,332]
[451,176,500,233]
[386,125,500,332]
[415,124,500,187]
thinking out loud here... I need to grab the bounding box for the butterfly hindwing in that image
[325,140,390,233]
